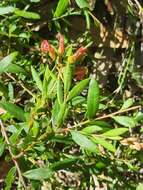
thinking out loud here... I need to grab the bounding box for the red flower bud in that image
[40,40,55,60]
[40,40,49,53]
[56,33,65,56]
[68,47,87,64]
[48,44,56,61]
[73,47,87,61]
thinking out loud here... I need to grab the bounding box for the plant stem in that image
[60,105,141,132]
[95,105,141,120]
[0,120,26,189]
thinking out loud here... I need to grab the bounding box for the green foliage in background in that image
[0,0,143,189]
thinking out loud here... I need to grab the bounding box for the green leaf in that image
[4,167,16,190]
[104,136,122,140]
[14,9,40,19]
[44,65,56,81]
[75,0,89,9]
[92,137,116,152]
[102,128,128,137]
[51,158,78,171]
[82,125,102,134]
[7,64,27,75]
[56,102,67,127]
[31,66,43,92]
[87,120,111,132]
[135,112,143,122]
[50,135,73,144]
[0,52,18,74]
[8,82,14,100]
[67,78,89,101]
[30,0,40,2]
[136,183,143,190]
[84,9,90,29]
[52,99,60,125]
[71,131,98,153]
[31,121,39,138]
[121,98,134,110]
[112,116,136,128]
[47,78,57,98]
[23,167,53,180]
[0,101,25,121]
[89,120,111,128]
[0,140,5,156]
[0,6,15,15]
[0,81,8,97]
[64,63,72,95]
[54,0,69,17]
[71,96,86,106]
[57,78,64,105]
[87,77,100,119]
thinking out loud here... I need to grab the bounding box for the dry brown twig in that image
[61,105,141,132]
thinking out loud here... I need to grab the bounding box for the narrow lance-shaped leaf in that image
[0,140,5,157]
[52,99,60,125]
[92,136,116,152]
[87,77,100,119]
[47,78,57,98]
[56,102,67,127]
[51,158,78,171]
[7,64,27,75]
[112,116,136,128]
[64,63,72,95]
[14,9,40,19]
[0,101,25,121]
[0,52,18,74]
[4,167,16,190]
[82,125,102,134]
[8,82,14,100]
[23,168,53,180]
[42,78,48,99]
[75,0,89,9]
[67,78,90,101]
[71,131,98,153]
[84,9,90,29]
[102,128,128,137]
[31,66,43,92]
[54,0,69,17]
[57,78,64,105]
[42,65,54,99]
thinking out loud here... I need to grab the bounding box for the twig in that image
[5,105,141,158]
[0,120,26,189]
[95,105,141,120]
[60,105,141,132]
[6,73,35,97]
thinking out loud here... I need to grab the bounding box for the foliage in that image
[0,0,143,189]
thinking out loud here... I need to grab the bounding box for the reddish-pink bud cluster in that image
[40,40,55,60]
[73,47,87,61]
[56,33,65,56]
[68,47,87,63]
[40,35,87,64]
[40,40,49,53]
